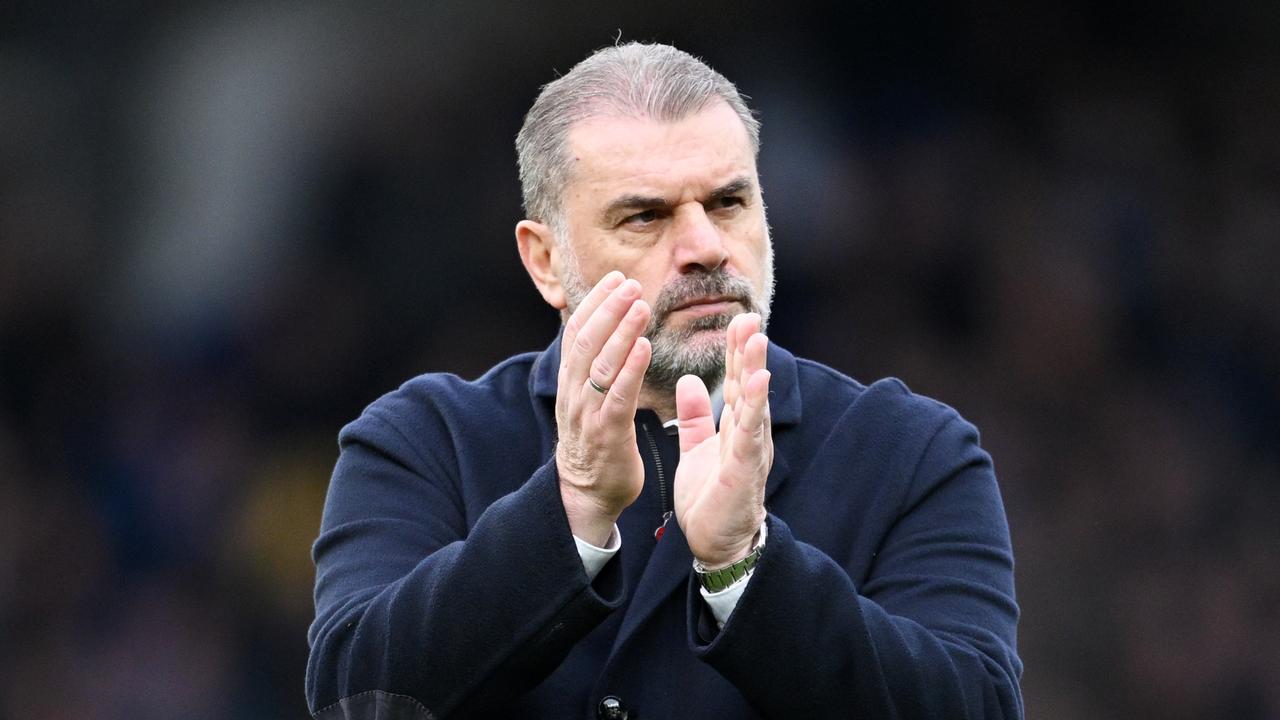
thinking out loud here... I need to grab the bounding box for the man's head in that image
[515,42,774,393]
[516,42,760,233]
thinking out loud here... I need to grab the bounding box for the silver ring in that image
[587,376,610,394]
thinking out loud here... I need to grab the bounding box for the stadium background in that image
[1,2,1277,717]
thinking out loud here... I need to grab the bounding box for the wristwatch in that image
[694,541,763,593]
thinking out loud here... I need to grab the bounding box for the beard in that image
[559,246,773,394]
[639,270,766,392]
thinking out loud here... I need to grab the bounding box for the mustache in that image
[649,270,759,321]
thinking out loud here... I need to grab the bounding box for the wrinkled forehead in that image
[562,101,758,204]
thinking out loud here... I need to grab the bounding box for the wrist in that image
[560,483,620,547]
[693,521,764,570]
[694,522,767,593]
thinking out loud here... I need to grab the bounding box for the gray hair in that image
[515,42,760,233]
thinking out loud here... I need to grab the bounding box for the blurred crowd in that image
[1,3,1277,718]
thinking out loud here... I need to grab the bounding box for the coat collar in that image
[528,328,803,427]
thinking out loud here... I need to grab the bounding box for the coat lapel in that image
[608,442,794,656]
[530,332,806,655]
[608,509,693,657]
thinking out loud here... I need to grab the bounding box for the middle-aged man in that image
[307,42,1022,719]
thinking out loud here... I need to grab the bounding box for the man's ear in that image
[515,219,568,310]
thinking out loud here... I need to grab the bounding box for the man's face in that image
[555,101,774,392]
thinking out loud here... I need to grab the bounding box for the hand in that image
[673,313,773,568]
[555,271,653,546]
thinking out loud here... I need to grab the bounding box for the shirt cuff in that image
[574,524,621,581]
[698,520,768,629]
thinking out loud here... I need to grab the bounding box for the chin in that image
[679,311,734,336]
[645,321,730,390]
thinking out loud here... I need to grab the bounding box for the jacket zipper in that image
[640,422,674,540]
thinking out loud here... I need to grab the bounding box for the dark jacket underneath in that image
[306,337,1023,719]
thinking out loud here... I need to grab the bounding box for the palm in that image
[673,314,773,567]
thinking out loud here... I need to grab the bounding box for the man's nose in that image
[672,204,729,273]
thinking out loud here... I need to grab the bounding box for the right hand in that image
[555,270,652,546]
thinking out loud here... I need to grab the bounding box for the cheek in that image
[729,229,769,277]
[600,250,671,292]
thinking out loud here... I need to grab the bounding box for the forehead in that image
[563,101,757,205]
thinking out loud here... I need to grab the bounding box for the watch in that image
[694,542,763,593]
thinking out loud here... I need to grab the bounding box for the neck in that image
[638,385,677,424]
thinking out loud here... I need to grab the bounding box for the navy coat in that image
[307,337,1023,718]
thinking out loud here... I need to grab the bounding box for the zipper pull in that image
[654,511,674,541]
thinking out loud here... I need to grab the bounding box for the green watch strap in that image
[695,543,763,593]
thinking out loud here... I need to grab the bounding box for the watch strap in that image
[695,543,763,593]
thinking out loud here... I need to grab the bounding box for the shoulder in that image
[785,356,993,524]
[787,355,976,483]
[793,356,958,430]
[393,350,541,414]
[338,350,543,452]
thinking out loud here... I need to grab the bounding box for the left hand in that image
[673,313,773,568]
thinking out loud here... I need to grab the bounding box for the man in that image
[307,43,1022,719]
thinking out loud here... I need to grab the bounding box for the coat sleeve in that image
[688,408,1023,719]
[305,402,626,718]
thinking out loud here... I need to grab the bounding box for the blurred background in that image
[2,2,1277,718]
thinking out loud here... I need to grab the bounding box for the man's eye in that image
[625,209,659,225]
[716,196,745,209]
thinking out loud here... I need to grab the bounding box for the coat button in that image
[597,695,628,720]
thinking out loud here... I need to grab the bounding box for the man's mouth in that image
[669,295,741,316]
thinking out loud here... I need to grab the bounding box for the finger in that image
[599,336,651,422]
[742,330,768,377]
[589,299,651,394]
[566,278,642,386]
[676,374,716,453]
[731,314,761,404]
[723,314,743,409]
[723,327,766,449]
[561,270,625,367]
[730,368,772,462]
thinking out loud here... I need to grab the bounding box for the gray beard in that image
[561,259,767,395]
[640,270,764,393]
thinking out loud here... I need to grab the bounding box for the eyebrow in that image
[602,176,755,222]
[706,177,753,204]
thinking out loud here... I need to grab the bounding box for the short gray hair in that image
[515,42,760,232]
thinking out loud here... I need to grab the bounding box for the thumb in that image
[676,374,715,453]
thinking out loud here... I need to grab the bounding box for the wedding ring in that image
[587,377,610,394]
